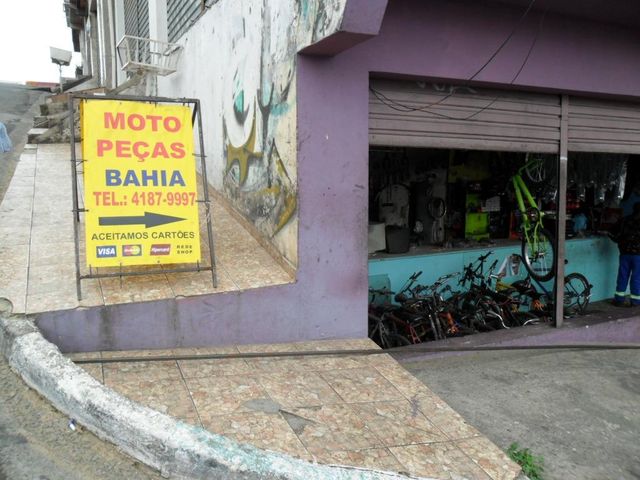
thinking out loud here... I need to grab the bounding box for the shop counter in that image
[368,236,618,303]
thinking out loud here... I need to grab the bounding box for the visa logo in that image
[96,245,117,258]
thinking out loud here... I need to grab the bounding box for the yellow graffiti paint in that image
[225,116,262,185]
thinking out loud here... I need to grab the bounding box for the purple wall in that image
[353,0,640,98]
[38,56,371,353]
[38,0,640,351]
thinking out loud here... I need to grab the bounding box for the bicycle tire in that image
[386,333,412,348]
[524,159,546,185]
[509,310,540,327]
[563,272,591,315]
[428,197,447,219]
[521,227,556,282]
[523,155,554,186]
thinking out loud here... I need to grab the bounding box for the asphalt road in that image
[400,349,640,480]
[0,358,161,480]
[0,82,44,202]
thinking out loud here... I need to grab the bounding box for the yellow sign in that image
[81,99,201,267]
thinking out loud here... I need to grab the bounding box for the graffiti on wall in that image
[222,0,346,248]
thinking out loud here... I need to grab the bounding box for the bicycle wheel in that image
[563,273,591,315]
[428,197,447,219]
[386,333,412,348]
[524,159,546,185]
[509,310,541,327]
[523,154,554,186]
[521,227,556,282]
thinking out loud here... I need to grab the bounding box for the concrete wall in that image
[158,0,349,267]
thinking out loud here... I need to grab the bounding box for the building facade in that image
[53,0,640,351]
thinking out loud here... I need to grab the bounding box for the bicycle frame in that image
[512,161,544,231]
[511,159,555,281]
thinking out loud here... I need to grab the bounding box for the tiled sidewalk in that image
[0,144,293,314]
[70,339,521,480]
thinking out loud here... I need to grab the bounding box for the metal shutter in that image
[369,79,561,153]
[568,97,640,154]
[167,0,201,43]
[124,0,149,38]
[123,0,149,63]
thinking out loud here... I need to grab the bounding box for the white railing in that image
[116,35,182,76]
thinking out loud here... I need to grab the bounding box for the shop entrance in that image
[367,78,640,348]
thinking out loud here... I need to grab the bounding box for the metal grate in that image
[117,35,182,76]
[124,0,150,63]
[167,0,201,42]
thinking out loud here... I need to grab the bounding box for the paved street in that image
[0,84,162,480]
[0,358,161,480]
[0,82,43,202]
[400,349,640,480]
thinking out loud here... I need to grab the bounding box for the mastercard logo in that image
[122,245,142,256]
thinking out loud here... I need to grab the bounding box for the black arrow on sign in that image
[98,212,186,228]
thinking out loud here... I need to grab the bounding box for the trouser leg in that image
[630,255,640,305]
[615,254,632,303]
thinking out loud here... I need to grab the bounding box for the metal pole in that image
[74,342,640,364]
[68,95,83,300]
[194,100,218,287]
[553,95,569,327]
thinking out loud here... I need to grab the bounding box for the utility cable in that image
[369,0,545,121]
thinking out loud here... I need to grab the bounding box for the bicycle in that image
[512,155,556,282]
[502,257,592,320]
[455,253,511,331]
[412,272,463,339]
[368,288,412,348]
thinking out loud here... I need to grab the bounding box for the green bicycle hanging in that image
[511,155,557,282]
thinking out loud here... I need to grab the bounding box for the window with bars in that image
[167,0,202,42]
[123,0,150,64]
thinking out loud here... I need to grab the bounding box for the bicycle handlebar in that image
[410,271,423,281]
[478,251,494,262]
[368,288,395,296]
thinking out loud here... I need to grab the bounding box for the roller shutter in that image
[369,79,561,153]
[568,96,640,154]
[124,0,149,39]
[124,0,149,63]
[167,0,201,43]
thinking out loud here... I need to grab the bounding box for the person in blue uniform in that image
[610,202,640,306]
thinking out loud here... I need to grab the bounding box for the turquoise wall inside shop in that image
[369,237,619,304]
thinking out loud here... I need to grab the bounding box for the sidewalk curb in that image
[0,312,429,480]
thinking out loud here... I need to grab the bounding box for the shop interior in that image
[368,147,630,256]
[367,146,635,347]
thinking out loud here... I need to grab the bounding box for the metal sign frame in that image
[68,93,217,300]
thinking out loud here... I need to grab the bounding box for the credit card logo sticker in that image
[122,245,142,256]
[150,244,171,255]
[96,246,117,258]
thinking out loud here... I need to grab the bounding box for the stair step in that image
[33,116,49,128]
[27,128,49,143]
[47,92,70,104]
[39,102,68,116]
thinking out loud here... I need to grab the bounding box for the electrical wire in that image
[468,0,537,82]
[369,1,546,122]
[510,6,547,85]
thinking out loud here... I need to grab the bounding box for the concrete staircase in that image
[28,87,106,144]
